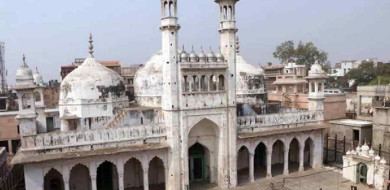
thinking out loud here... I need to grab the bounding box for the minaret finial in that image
[210,46,213,52]
[236,36,240,54]
[201,46,204,52]
[22,54,27,67]
[191,45,194,52]
[182,45,185,52]
[89,33,94,57]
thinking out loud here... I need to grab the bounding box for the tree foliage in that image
[345,61,390,89]
[273,41,328,70]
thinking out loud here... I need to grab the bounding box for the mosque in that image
[12,0,327,190]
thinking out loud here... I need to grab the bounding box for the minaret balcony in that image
[160,17,179,29]
[219,20,237,31]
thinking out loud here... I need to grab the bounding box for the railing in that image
[0,165,24,190]
[21,124,167,152]
[237,111,323,132]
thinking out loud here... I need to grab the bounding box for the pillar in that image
[62,165,70,190]
[266,149,272,178]
[314,82,318,94]
[284,145,289,175]
[64,180,70,190]
[90,162,97,190]
[117,158,124,190]
[299,144,304,172]
[143,166,149,190]
[249,152,254,182]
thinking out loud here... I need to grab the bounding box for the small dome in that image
[215,52,224,62]
[375,155,381,161]
[361,143,370,151]
[189,50,198,62]
[380,158,387,164]
[180,51,189,62]
[308,62,326,78]
[16,55,34,87]
[33,68,44,86]
[207,51,216,62]
[134,51,164,107]
[369,148,375,157]
[346,150,351,155]
[198,50,206,62]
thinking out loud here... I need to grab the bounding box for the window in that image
[218,75,225,90]
[46,117,55,132]
[34,91,41,102]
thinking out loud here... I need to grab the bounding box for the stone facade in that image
[12,1,328,190]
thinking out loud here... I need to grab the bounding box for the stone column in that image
[64,180,70,190]
[117,158,124,190]
[299,144,304,172]
[284,145,289,175]
[249,152,254,182]
[314,82,318,94]
[143,166,149,190]
[90,162,97,190]
[266,149,272,178]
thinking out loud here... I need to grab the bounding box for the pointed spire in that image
[236,36,240,54]
[36,67,39,73]
[200,46,204,53]
[209,46,213,53]
[191,45,194,53]
[182,45,186,53]
[22,54,28,67]
[89,33,94,57]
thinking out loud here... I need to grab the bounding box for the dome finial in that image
[22,54,28,67]
[201,46,204,52]
[209,46,213,52]
[89,33,94,58]
[191,45,194,52]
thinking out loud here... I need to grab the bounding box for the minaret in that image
[215,0,239,187]
[216,0,238,106]
[15,54,37,137]
[160,1,181,190]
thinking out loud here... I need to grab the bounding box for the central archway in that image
[188,118,220,186]
[44,168,64,190]
[271,140,285,177]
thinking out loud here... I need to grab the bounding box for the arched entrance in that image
[254,142,267,179]
[356,163,368,184]
[272,140,285,177]
[124,158,143,190]
[189,143,208,181]
[148,157,165,190]
[44,168,64,190]
[289,138,300,173]
[304,138,314,169]
[188,118,220,186]
[69,164,91,190]
[237,146,249,184]
[97,161,118,190]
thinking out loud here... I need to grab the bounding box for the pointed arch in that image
[237,145,249,184]
[124,157,143,189]
[148,156,166,189]
[254,141,267,179]
[304,137,315,169]
[289,138,300,173]
[44,168,64,190]
[97,161,118,190]
[271,140,285,177]
[69,164,91,190]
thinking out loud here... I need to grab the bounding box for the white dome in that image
[33,68,44,86]
[16,57,35,87]
[60,57,126,104]
[308,62,326,78]
[134,51,163,107]
[236,55,266,104]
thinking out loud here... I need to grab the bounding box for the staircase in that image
[104,110,130,128]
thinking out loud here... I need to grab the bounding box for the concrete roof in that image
[12,142,168,165]
[329,119,372,127]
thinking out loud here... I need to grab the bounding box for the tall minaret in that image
[216,0,239,187]
[160,0,181,190]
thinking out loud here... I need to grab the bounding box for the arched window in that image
[218,75,225,90]
[223,6,228,20]
[311,82,315,93]
[318,83,322,93]
[169,1,174,17]
[192,76,199,91]
[164,1,169,17]
[210,75,217,91]
[183,76,189,92]
[201,75,208,91]
[34,91,41,102]
[228,6,233,20]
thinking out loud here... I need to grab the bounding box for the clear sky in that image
[0,0,389,84]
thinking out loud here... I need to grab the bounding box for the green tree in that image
[273,41,328,70]
[345,61,376,89]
